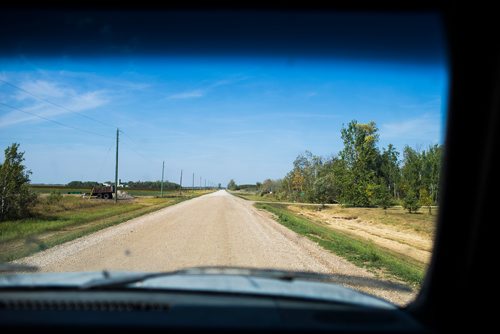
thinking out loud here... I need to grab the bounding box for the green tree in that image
[260,179,273,195]
[401,146,422,199]
[286,151,323,202]
[369,182,392,212]
[312,173,339,204]
[227,179,237,190]
[0,144,37,221]
[400,144,443,208]
[419,188,433,215]
[261,120,443,210]
[423,144,442,204]
[338,120,380,206]
[380,144,400,199]
[403,190,420,213]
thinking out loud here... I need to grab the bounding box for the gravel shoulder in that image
[16,190,415,305]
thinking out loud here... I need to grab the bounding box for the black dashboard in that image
[0,290,421,333]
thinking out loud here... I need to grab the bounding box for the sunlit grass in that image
[256,203,425,286]
[0,191,211,262]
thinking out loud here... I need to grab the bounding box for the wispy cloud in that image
[0,79,109,128]
[167,89,205,100]
[15,80,67,100]
[68,91,109,111]
[397,96,442,110]
[380,113,441,143]
[55,70,152,91]
[166,76,247,100]
[200,111,340,126]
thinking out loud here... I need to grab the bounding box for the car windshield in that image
[0,11,447,307]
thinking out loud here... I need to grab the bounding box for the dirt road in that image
[16,190,414,304]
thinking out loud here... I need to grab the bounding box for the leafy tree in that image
[403,190,420,213]
[400,146,421,200]
[0,144,37,221]
[338,120,380,206]
[260,179,273,195]
[380,144,400,199]
[256,120,443,210]
[372,183,392,213]
[419,188,433,215]
[312,173,339,204]
[227,179,237,190]
[284,151,323,202]
[400,144,443,208]
[326,158,351,204]
[423,144,442,204]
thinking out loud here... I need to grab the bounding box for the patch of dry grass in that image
[295,205,436,238]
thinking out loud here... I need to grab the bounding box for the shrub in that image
[0,144,37,221]
[46,191,63,205]
[403,190,421,213]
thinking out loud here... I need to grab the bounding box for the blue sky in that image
[0,56,448,186]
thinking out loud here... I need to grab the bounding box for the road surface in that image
[17,190,414,304]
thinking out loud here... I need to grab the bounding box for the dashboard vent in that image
[0,299,169,312]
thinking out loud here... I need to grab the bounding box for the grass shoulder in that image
[255,202,426,287]
[0,190,211,262]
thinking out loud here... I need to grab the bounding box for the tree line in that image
[66,180,180,190]
[254,120,443,213]
[227,180,258,191]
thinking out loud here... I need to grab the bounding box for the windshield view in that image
[0,14,447,308]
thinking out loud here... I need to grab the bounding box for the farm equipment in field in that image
[90,185,115,199]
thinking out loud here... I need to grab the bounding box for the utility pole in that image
[199,176,201,189]
[160,161,165,198]
[114,128,119,203]
[192,173,195,191]
[205,179,206,189]
[179,170,183,195]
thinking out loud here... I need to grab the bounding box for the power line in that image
[0,78,115,128]
[120,130,145,149]
[119,131,156,164]
[0,102,112,139]
[94,143,114,182]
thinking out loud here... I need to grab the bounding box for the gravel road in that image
[16,190,414,304]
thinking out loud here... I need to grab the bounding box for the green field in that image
[29,185,196,197]
[256,203,426,286]
[0,190,211,262]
